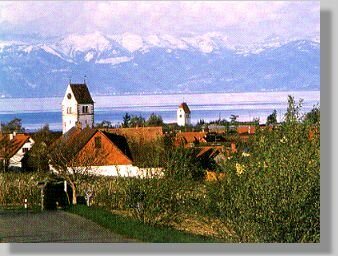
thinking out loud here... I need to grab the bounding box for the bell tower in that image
[177,102,191,126]
[62,83,94,134]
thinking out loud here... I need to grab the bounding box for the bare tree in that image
[48,137,105,205]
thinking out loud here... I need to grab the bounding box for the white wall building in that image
[62,83,94,134]
[0,132,35,170]
[177,102,191,126]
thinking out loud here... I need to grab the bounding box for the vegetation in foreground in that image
[0,96,320,243]
[65,205,220,243]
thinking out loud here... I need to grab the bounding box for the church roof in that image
[179,102,191,113]
[70,84,94,104]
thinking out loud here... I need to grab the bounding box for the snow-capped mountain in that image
[0,32,320,97]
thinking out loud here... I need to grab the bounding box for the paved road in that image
[0,209,138,243]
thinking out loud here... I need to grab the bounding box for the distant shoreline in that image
[0,90,320,100]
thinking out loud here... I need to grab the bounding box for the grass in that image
[65,205,221,243]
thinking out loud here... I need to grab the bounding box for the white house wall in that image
[9,140,34,168]
[50,164,163,178]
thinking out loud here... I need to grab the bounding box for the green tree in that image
[164,147,205,181]
[230,114,239,124]
[266,110,278,125]
[95,120,113,128]
[122,113,131,128]
[24,124,59,172]
[284,95,304,123]
[207,97,320,242]
[129,115,145,128]
[304,105,320,124]
[1,118,25,133]
[146,113,164,127]
[0,134,11,172]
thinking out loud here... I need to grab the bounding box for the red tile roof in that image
[237,126,256,134]
[49,127,133,166]
[0,133,32,159]
[101,127,163,143]
[175,132,207,147]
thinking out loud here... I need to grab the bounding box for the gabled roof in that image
[100,127,163,143]
[0,133,33,159]
[178,102,191,114]
[174,132,207,147]
[237,126,256,134]
[49,127,133,166]
[69,84,94,104]
[101,131,133,161]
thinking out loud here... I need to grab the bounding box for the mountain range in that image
[0,32,320,98]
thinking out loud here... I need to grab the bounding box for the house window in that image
[82,106,89,113]
[67,107,72,114]
[179,115,182,118]
[22,148,29,153]
[95,137,102,148]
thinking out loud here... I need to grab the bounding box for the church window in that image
[82,106,89,113]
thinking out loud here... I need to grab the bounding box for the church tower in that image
[62,83,94,134]
[177,102,191,126]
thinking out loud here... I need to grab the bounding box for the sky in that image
[0,1,320,45]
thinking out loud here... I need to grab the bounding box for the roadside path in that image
[0,209,138,243]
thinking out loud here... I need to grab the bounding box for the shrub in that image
[206,121,320,242]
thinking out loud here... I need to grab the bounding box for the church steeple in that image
[177,102,191,126]
[62,82,94,134]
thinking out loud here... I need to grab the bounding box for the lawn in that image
[65,205,221,243]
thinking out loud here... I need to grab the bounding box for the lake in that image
[0,91,320,131]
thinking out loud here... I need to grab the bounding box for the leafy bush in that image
[205,119,320,242]
[163,147,205,181]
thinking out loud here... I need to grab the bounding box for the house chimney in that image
[9,132,16,140]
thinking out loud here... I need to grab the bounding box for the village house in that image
[49,127,145,177]
[236,125,256,135]
[177,102,191,126]
[207,124,227,134]
[0,132,35,171]
[174,131,207,148]
[62,83,94,134]
[53,82,164,177]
